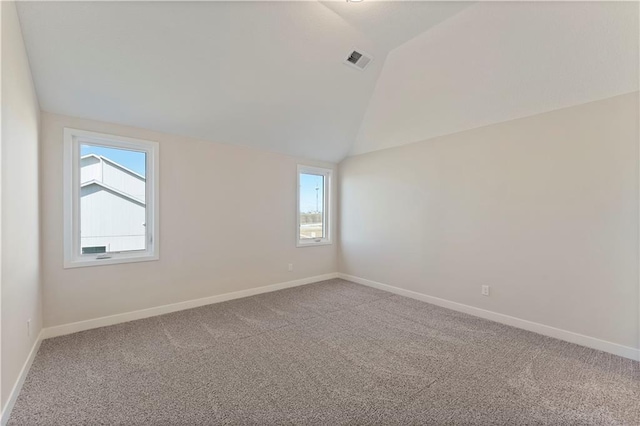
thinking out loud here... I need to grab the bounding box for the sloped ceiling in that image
[320,0,473,52]
[15,1,639,163]
[353,1,639,156]
[16,1,388,163]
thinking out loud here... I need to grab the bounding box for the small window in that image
[297,165,332,247]
[82,246,107,255]
[64,128,159,268]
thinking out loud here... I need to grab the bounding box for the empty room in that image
[1,0,639,424]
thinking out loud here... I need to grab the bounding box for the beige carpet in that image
[8,279,640,425]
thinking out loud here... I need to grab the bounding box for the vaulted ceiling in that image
[16,1,639,163]
[353,1,639,156]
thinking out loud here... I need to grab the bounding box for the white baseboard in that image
[43,273,339,339]
[5,271,634,426]
[1,330,44,426]
[338,273,640,362]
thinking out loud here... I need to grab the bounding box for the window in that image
[82,246,106,255]
[297,165,332,247]
[63,128,159,268]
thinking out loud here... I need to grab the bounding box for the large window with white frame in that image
[297,165,332,247]
[63,128,159,268]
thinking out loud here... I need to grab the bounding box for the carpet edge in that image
[338,273,640,362]
[42,272,339,340]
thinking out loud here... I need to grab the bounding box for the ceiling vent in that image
[343,50,372,71]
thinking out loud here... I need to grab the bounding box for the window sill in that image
[64,253,159,269]
[296,240,332,248]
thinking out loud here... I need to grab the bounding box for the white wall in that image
[340,93,639,351]
[1,0,42,411]
[40,112,338,327]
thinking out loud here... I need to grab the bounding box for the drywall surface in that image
[340,93,639,350]
[16,1,384,163]
[354,1,639,156]
[40,112,338,327]
[1,0,42,410]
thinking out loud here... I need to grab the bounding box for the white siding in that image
[79,155,147,253]
[102,160,145,202]
[80,155,102,183]
[80,184,146,252]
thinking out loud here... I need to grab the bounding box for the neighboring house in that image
[80,154,146,254]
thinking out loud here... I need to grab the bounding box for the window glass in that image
[299,172,325,240]
[80,144,147,254]
[81,246,106,255]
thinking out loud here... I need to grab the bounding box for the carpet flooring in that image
[8,279,640,425]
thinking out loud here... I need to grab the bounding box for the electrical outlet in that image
[288,263,294,272]
[27,319,31,336]
[481,285,490,296]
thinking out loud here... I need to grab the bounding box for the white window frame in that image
[297,165,332,247]
[63,128,160,268]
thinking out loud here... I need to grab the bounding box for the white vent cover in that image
[343,50,373,71]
